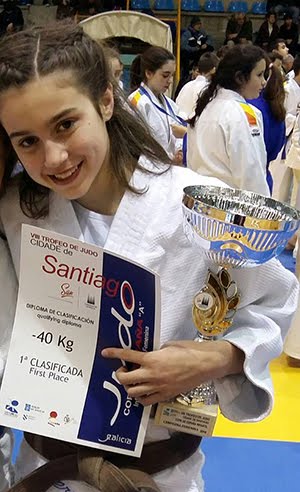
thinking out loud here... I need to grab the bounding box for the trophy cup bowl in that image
[182,185,300,268]
[155,185,300,437]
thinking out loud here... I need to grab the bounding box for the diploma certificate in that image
[0,225,160,457]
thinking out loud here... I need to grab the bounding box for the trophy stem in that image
[177,334,218,407]
[176,268,240,408]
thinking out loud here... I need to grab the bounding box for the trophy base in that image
[154,400,218,437]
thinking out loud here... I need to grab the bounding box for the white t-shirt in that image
[72,201,114,247]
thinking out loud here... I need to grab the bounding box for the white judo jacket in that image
[286,112,300,170]
[176,75,208,117]
[187,88,270,196]
[285,77,300,138]
[0,162,298,492]
[128,83,186,158]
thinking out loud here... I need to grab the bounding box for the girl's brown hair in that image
[130,46,175,93]
[0,21,172,218]
[263,58,286,122]
[189,45,265,127]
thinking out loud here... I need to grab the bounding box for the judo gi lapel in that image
[105,159,166,259]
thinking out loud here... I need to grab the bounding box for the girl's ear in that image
[99,84,114,122]
[145,69,153,82]
[234,70,245,88]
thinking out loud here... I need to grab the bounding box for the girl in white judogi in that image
[0,24,297,492]
[128,46,187,164]
[187,45,270,196]
[271,57,300,202]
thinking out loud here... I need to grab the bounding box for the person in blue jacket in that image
[180,17,214,78]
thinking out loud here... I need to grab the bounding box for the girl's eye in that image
[19,136,38,148]
[58,119,75,132]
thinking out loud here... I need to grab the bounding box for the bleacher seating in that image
[228,1,241,12]
[252,1,267,14]
[181,0,201,12]
[131,0,151,10]
[154,0,175,10]
[216,0,225,12]
[204,0,220,13]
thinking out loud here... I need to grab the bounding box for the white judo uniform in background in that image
[284,77,300,139]
[128,83,186,159]
[0,161,298,492]
[271,78,300,202]
[187,88,270,196]
[176,75,208,117]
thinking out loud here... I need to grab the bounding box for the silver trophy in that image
[155,185,300,436]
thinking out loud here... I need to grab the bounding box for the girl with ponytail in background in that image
[187,45,270,196]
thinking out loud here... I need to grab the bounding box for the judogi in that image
[285,77,300,139]
[128,83,186,159]
[0,162,297,491]
[187,88,269,196]
[175,75,208,117]
[271,78,300,201]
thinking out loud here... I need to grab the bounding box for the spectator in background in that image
[248,60,286,194]
[225,12,253,46]
[270,40,290,78]
[76,0,102,15]
[255,12,279,51]
[279,13,299,56]
[181,17,214,78]
[267,1,299,23]
[55,0,77,19]
[0,0,23,36]
[283,53,295,78]
[272,38,289,58]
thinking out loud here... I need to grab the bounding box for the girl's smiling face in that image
[0,72,115,204]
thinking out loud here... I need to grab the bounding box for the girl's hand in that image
[102,340,244,406]
[173,150,183,165]
[171,124,187,138]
